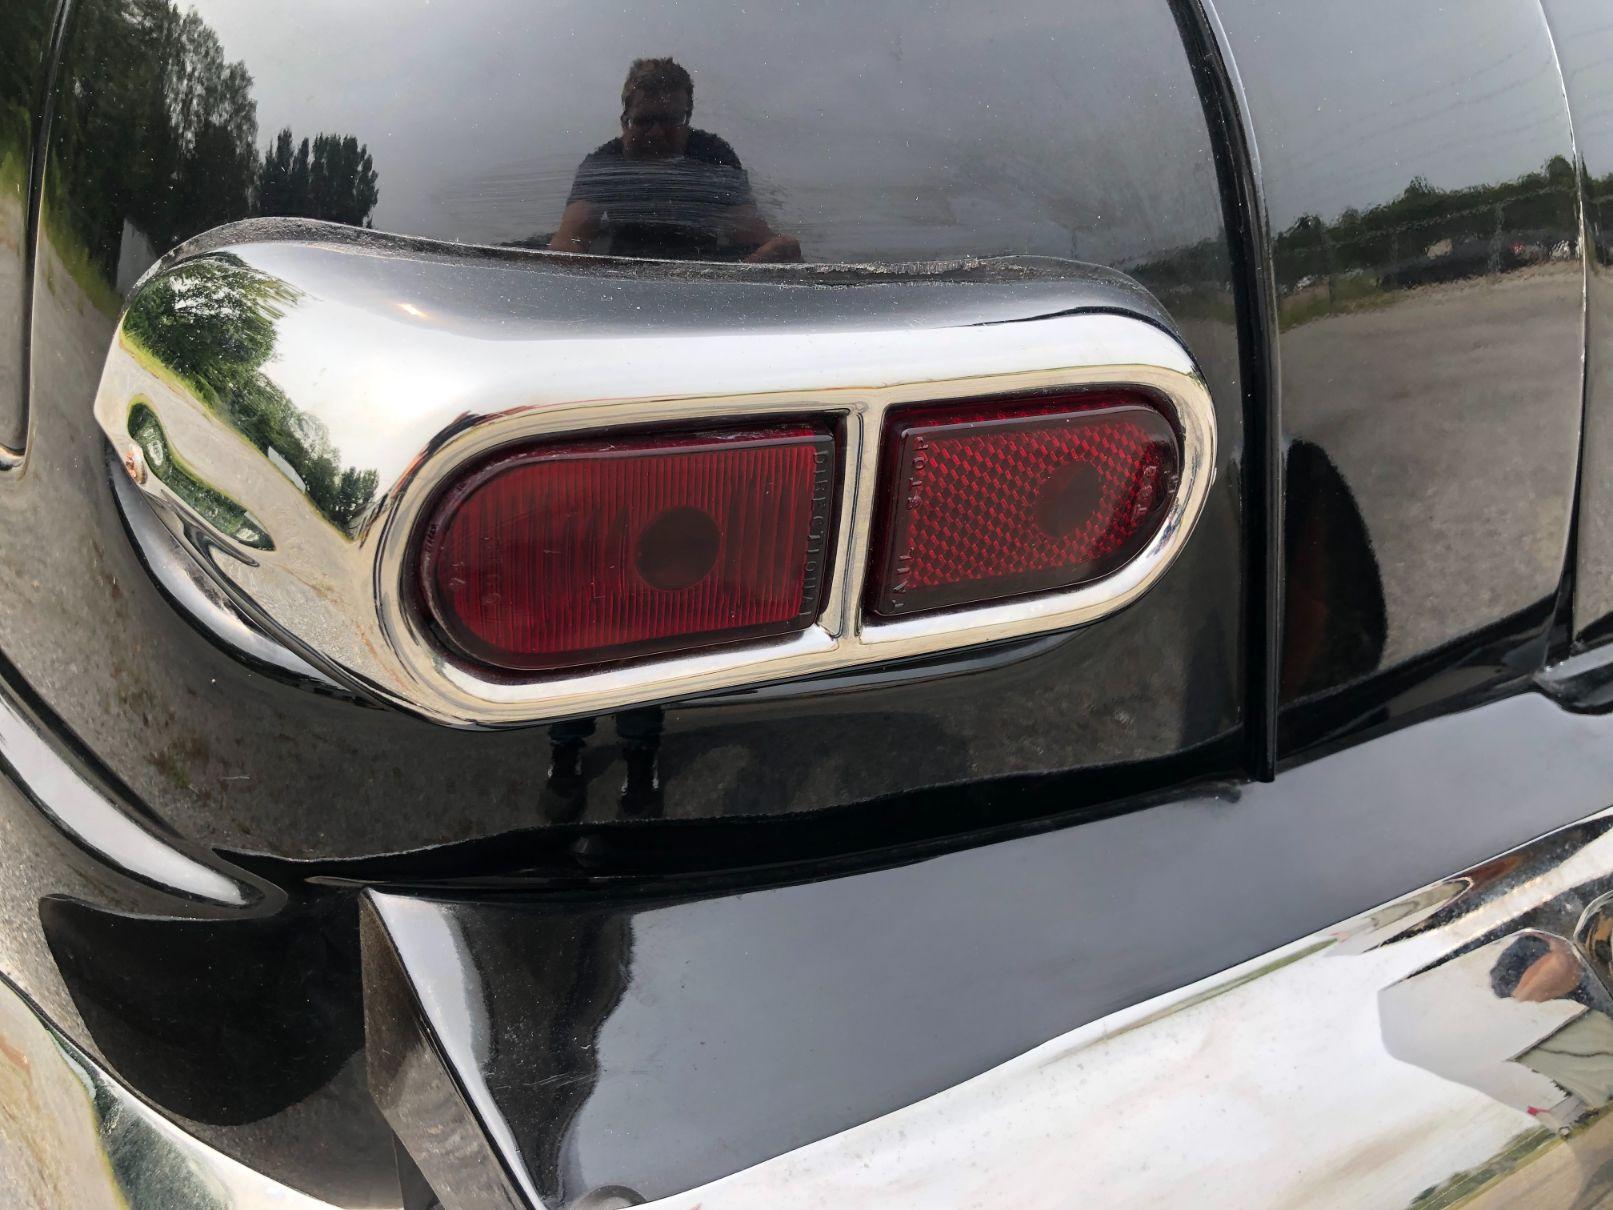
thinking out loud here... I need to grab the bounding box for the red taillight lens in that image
[418,424,834,671]
[866,393,1179,617]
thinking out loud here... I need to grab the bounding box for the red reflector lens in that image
[867,394,1180,617]
[419,425,834,671]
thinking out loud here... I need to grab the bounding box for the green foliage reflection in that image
[123,255,379,533]
[48,0,381,291]
[127,402,272,551]
[259,130,380,228]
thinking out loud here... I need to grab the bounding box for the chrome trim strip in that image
[93,222,1216,726]
[107,443,341,692]
[625,804,1613,1210]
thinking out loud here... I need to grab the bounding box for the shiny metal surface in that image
[1384,928,1613,1136]
[1180,0,1283,780]
[3,672,1613,1206]
[108,443,338,691]
[8,0,1613,1204]
[609,804,1613,1209]
[23,709,1613,1210]
[93,224,1216,727]
[0,635,265,909]
[362,898,534,1210]
[1209,0,1585,753]
[1548,0,1613,644]
[0,970,343,1209]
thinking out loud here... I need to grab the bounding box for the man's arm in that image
[727,203,801,263]
[548,200,602,253]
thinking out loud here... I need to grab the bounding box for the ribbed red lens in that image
[419,424,834,671]
[867,393,1179,617]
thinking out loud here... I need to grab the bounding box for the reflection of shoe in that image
[542,740,588,821]
[619,743,663,818]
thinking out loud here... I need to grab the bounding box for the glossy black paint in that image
[364,687,1613,1204]
[0,648,396,1205]
[0,0,57,452]
[3,0,1612,1206]
[1209,0,1585,757]
[1173,0,1283,779]
[40,893,365,1127]
[8,0,1245,865]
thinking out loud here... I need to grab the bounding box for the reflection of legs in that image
[615,707,663,817]
[543,717,598,821]
[1519,1013,1613,1108]
[550,717,598,745]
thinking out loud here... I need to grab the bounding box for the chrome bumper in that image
[0,971,335,1208]
[636,808,1613,1210]
[13,805,1613,1208]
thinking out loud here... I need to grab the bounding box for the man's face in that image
[621,90,691,159]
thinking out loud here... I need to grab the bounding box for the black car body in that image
[6,1,1613,1206]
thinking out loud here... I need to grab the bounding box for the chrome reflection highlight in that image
[0,665,258,908]
[127,402,274,551]
[611,807,1613,1209]
[93,220,1216,727]
[1383,929,1613,1135]
[0,972,335,1209]
[107,444,340,693]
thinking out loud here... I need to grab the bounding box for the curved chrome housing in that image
[92,220,1216,727]
[107,444,343,693]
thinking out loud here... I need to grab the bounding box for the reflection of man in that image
[543,706,665,820]
[549,57,800,263]
[1492,934,1613,1114]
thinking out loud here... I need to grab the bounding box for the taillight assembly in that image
[416,396,1185,674]
[865,393,1180,617]
[105,244,1213,727]
[417,424,834,671]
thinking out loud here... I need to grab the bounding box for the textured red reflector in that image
[419,425,834,671]
[867,394,1179,617]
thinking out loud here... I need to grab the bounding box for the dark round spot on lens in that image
[635,506,721,590]
[1033,460,1103,538]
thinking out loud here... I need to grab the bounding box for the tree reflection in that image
[122,254,379,532]
[0,2,51,177]
[1132,158,1595,331]
[49,0,382,294]
[259,130,380,228]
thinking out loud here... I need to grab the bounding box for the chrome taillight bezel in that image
[95,225,1217,727]
[376,330,1215,724]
